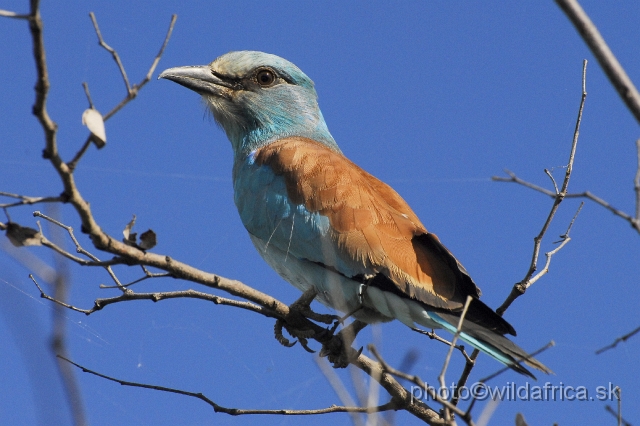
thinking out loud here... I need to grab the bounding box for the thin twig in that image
[525,202,582,289]
[31,274,278,318]
[497,203,581,315]
[0,9,31,19]
[0,192,64,209]
[556,0,640,124]
[411,327,473,364]
[604,406,631,426]
[100,269,172,289]
[59,355,396,416]
[496,60,587,316]
[68,14,177,171]
[33,211,127,290]
[595,325,640,355]
[102,14,177,121]
[82,82,94,109]
[605,390,631,426]
[438,296,472,423]
[493,175,640,233]
[89,12,131,92]
[141,14,177,88]
[451,349,478,407]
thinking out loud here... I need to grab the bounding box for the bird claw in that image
[274,319,297,348]
[274,291,368,363]
[298,337,316,353]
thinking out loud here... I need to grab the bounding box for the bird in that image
[159,51,550,378]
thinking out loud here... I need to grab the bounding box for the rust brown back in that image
[254,137,481,311]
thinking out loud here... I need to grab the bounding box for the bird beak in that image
[158,65,232,97]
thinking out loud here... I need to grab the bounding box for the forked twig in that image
[89,12,131,92]
[495,60,587,316]
[33,211,127,290]
[30,274,277,318]
[68,13,177,170]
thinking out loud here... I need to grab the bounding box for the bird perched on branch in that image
[159,51,550,378]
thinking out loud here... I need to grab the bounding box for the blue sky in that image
[1,1,639,425]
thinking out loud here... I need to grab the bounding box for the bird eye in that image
[256,69,276,87]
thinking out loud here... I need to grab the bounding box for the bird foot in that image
[319,320,367,368]
[289,287,339,325]
[273,288,340,353]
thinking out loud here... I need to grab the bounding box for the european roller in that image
[159,51,549,378]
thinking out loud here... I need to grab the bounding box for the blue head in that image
[159,51,338,157]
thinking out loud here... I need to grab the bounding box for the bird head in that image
[159,51,338,157]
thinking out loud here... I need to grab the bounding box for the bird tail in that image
[429,311,552,379]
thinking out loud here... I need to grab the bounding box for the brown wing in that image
[255,136,514,335]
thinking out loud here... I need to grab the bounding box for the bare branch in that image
[82,82,94,109]
[59,355,396,417]
[368,345,469,424]
[102,14,177,121]
[526,202,582,288]
[605,387,630,426]
[68,14,177,171]
[28,0,58,160]
[497,203,581,315]
[556,0,640,125]
[33,211,127,290]
[141,14,178,89]
[0,192,65,209]
[411,327,473,364]
[493,176,640,233]
[496,60,587,316]
[31,274,278,318]
[451,349,479,407]
[100,265,172,289]
[438,296,472,423]
[595,325,640,355]
[604,406,631,426]
[67,140,93,171]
